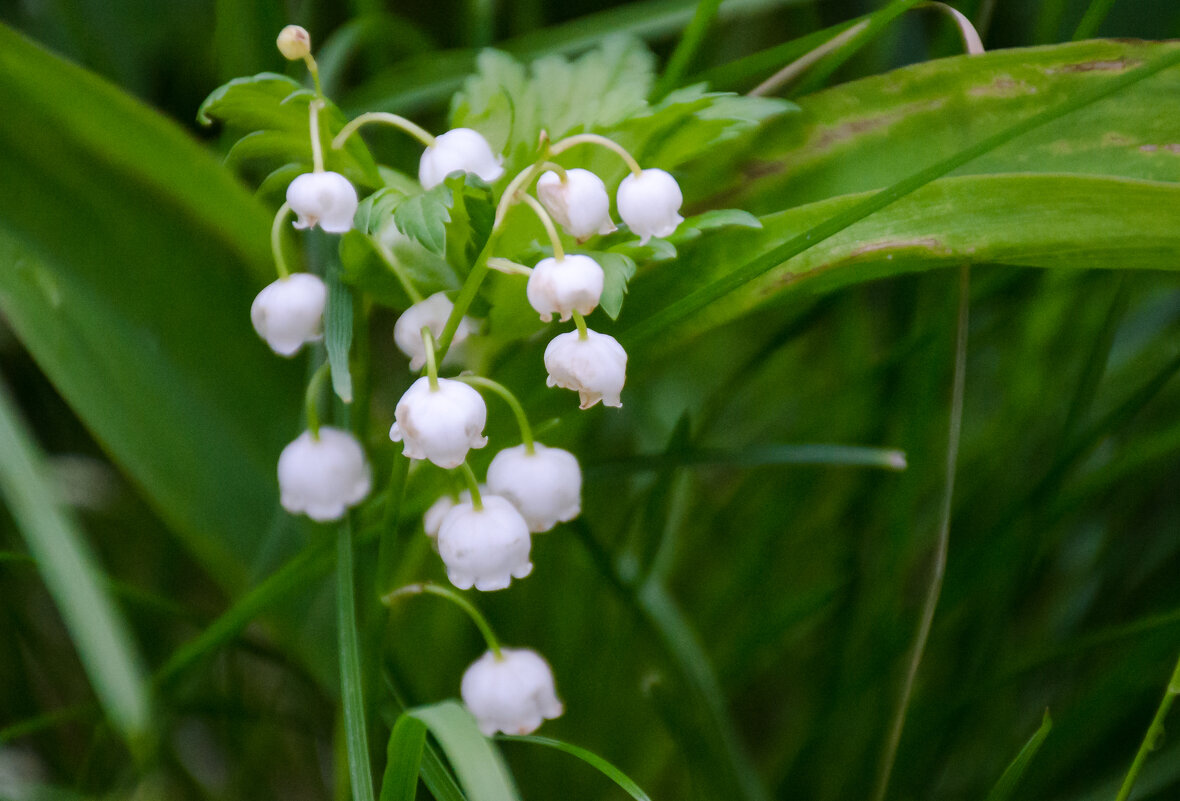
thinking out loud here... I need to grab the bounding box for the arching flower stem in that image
[454,376,536,455]
[540,161,568,182]
[368,236,425,304]
[305,361,332,439]
[331,112,437,151]
[420,328,440,391]
[271,202,293,279]
[572,311,589,341]
[382,582,502,659]
[549,133,643,177]
[520,194,565,261]
[308,99,326,173]
[303,53,323,98]
[458,462,484,511]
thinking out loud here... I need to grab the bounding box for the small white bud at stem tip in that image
[276,25,311,60]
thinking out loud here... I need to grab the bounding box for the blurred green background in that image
[2,1,1180,800]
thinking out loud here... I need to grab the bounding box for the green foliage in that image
[407,701,520,801]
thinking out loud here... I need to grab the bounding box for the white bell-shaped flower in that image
[277,427,372,521]
[419,128,504,190]
[544,329,627,409]
[393,293,476,370]
[537,169,616,241]
[487,444,581,533]
[437,495,532,591]
[287,171,359,233]
[422,486,483,543]
[461,647,564,736]
[251,273,327,356]
[390,377,488,468]
[526,255,604,323]
[616,168,683,244]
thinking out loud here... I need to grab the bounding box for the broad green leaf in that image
[985,711,1053,801]
[626,174,1180,345]
[0,378,150,745]
[379,714,428,801]
[500,735,652,801]
[408,701,521,801]
[0,23,302,588]
[697,40,1180,212]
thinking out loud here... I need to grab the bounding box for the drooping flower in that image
[616,168,683,244]
[486,444,581,533]
[419,128,504,190]
[461,648,564,736]
[393,293,476,370]
[250,273,327,356]
[277,427,371,521]
[422,486,482,543]
[526,254,604,323]
[437,495,532,591]
[286,171,359,234]
[390,377,488,468]
[544,329,627,409]
[536,169,616,241]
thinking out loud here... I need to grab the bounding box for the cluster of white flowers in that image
[248,24,688,738]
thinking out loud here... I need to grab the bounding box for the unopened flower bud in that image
[616,168,683,244]
[287,171,358,234]
[419,128,504,190]
[461,647,563,736]
[437,495,532,591]
[251,273,326,356]
[544,329,627,409]
[537,169,616,241]
[487,444,581,533]
[393,293,476,370]
[390,377,488,468]
[526,255,604,323]
[278,427,371,521]
[276,25,311,60]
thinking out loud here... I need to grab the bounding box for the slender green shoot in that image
[382,582,502,659]
[453,375,535,454]
[338,518,376,801]
[653,0,724,99]
[271,202,293,279]
[333,112,437,150]
[1114,652,1180,801]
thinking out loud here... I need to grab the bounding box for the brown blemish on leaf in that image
[742,160,786,179]
[1102,132,1134,146]
[1137,144,1180,154]
[1044,59,1142,74]
[969,76,1037,97]
[805,100,946,151]
[850,238,947,258]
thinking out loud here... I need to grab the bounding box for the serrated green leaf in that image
[590,251,637,320]
[355,188,411,235]
[443,173,496,270]
[407,701,521,801]
[395,184,453,255]
[380,714,429,801]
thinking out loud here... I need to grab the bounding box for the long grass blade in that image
[1114,652,1180,801]
[339,518,376,801]
[500,735,652,801]
[407,701,520,801]
[985,711,1053,801]
[0,375,150,746]
[379,714,428,801]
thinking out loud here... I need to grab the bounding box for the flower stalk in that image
[454,375,536,455]
[332,112,437,150]
[383,581,502,659]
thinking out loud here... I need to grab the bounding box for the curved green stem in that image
[420,328,439,391]
[494,162,545,230]
[1114,651,1180,801]
[521,193,564,261]
[435,228,501,360]
[305,362,332,438]
[540,161,568,181]
[550,133,642,177]
[381,582,501,659]
[308,100,326,173]
[453,376,535,454]
[332,112,436,150]
[458,462,483,511]
[271,202,294,279]
[572,311,589,340]
[367,236,424,304]
[303,54,324,98]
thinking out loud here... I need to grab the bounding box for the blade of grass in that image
[871,266,970,801]
[590,444,907,473]
[1061,277,1129,439]
[381,670,470,801]
[339,517,376,801]
[652,0,724,100]
[985,711,1053,801]
[620,45,1180,347]
[407,701,520,801]
[0,374,150,748]
[499,734,652,801]
[379,714,428,801]
[1114,652,1180,801]
[1074,0,1119,41]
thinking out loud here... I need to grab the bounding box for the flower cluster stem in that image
[271,202,293,279]
[368,237,424,304]
[381,582,502,659]
[521,194,564,261]
[420,328,440,391]
[550,133,643,177]
[332,112,436,151]
[309,100,326,173]
[436,229,501,360]
[454,375,536,455]
[458,462,483,510]
[1114,650,1180,801]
